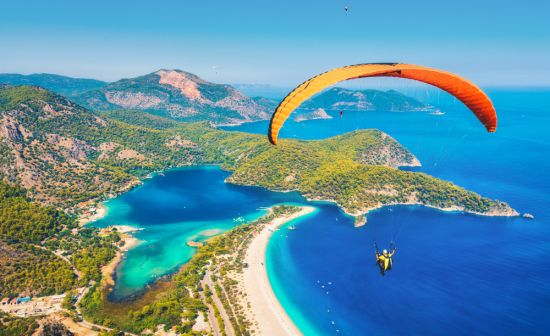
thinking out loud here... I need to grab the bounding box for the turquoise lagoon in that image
[90,166,305,300]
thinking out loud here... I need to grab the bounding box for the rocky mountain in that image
[0,73,433,129]
[0,73,107,97]
[302,87,430,111]
[73,69,270,125]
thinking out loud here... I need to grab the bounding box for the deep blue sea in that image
[91,88,550,334]
[226,88,550,335]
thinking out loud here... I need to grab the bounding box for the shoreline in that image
[74,166,518,334]
[77,163,518,231]
[225,179,518,219]
[241,205,315,336]
[84,205,315,335]
[79,203,108,226]
[101,232,141,289]
[303,196,519,219]
[77,179,143,227]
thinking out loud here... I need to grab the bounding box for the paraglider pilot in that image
[375,242,396,276]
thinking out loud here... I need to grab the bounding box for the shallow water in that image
[91,166,304,300]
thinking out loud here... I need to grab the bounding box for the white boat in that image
[429,109,445,116]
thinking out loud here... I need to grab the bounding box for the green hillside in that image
[0,181,118,298]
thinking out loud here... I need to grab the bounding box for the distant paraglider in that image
[267,63,498,145]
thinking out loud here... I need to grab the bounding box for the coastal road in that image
[204,272,236,336]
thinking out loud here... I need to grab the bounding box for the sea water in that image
[92,88,550,334]
[227,88,550,335]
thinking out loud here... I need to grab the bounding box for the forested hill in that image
[0,85,515,217]
[0,180,119,298]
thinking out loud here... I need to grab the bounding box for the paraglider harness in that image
[375,242,395,276]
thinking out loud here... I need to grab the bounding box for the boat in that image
[429,109,445,116]
[523,213,535,219]
[288,225,297,230]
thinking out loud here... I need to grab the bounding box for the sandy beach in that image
[110,225,142,234]
[101,234,141,288]
[242,206,315,336]
[79,203,108,226]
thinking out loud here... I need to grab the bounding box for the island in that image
[293,108,333,122]
[300,87,431,112]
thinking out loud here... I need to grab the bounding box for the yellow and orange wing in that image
[268,63,497,145]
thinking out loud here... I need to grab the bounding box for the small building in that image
[17,297,31,304]
[1,297,9,305]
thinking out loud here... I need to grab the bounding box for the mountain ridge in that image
[1,72,435,128]
[72,69,270,125]
[0,73,107,97]
[301,87,430,111]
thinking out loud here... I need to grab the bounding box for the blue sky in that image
[1,0,549,86]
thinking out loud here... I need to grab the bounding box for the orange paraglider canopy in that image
[268,63,497,145]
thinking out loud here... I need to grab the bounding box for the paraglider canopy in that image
[268,63,498,145]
